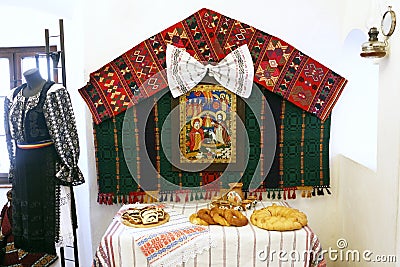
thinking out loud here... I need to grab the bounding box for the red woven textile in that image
[79,8,347,124]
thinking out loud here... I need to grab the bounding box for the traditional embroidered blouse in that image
[4,83,84,186]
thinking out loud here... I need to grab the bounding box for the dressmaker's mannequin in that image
[4,66,84,259]
[22,68,46,97]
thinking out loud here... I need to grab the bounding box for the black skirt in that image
[12,143,59,255]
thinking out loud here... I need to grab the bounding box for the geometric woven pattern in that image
[93,89,331,204]
[79,8,347,124]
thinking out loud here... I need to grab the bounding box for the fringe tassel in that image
[94,192,123,205]
[317,188,324,196]
[148,193,153,203]
[107,194,113,205]
[291,188,296,199]
[98,184,332,205]
[133,194,139,203]
[326,187,331,195]
[297,186,313,199]
[97,190,163,205]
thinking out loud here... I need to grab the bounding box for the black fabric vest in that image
[13,81,55,144]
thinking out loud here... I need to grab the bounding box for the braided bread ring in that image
[197,208,217,225]
[210,207,230,226]
[223,209,248,226]
[189,213,209,226]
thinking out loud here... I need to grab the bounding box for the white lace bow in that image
[166,44,254,98]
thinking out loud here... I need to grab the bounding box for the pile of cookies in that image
[121,206,169,227]
[209,191,258,212]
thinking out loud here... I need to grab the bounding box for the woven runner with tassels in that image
[94,88,332,204]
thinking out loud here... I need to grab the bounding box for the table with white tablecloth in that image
[92,201,326,267]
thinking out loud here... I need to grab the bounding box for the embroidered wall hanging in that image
[81,8,346,204]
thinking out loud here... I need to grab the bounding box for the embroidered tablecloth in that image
[92,201,326,267]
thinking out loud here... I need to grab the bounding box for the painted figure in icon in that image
[213,111,230,145]
[189,117,204,151]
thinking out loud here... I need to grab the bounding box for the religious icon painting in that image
[179,84,237,164]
